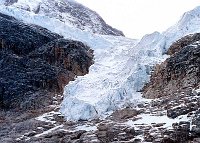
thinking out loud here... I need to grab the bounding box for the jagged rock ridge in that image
[0,0,124,36]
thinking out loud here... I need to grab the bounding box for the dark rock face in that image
[0,13,61,56]
[157,121,191,143]
[0,13,93,109]
[167,101,198,119]
[168,33,200,55]
[143,33,200,98]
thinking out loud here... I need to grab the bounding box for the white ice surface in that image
[60,6,200,121]
[75,125,97,132]
[0,0,6,4]
[60,33,169,121]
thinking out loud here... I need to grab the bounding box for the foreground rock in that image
[0,13,93,110]
[0,87,199,143]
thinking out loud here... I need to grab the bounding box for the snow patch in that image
[125,113,191,130]
[75,125,97,132]
[35,111,62,124]
[34,125,64,137]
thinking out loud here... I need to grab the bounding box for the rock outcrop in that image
[0,13,93,109]
[168,33,200,55]
[143,33,200,98]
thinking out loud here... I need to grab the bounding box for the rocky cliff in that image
[0,12,93,110]
[143,33,200,98]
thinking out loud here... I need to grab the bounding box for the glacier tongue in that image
[60,6,200,121]
[60,33,169,121]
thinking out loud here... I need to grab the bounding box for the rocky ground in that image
[1,88,200,143]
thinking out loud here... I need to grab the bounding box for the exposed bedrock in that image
[0,13,93,109]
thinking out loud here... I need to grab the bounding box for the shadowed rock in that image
[0,13,93,109]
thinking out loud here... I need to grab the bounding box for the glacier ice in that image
[60,6,200,121]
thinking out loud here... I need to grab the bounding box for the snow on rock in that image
[164,6,200,51]
[75,125,97,132]
[195,89,200,93]
[34,125,64,138]
[0,0,124,36]
[0,5,112,49]
[35,111,62,124]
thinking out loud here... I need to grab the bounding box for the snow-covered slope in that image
[0,0,124,36]
[0,1,200,121]
[0,5,113,50]
[164,6,200,50]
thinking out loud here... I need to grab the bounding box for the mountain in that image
[0,0,200,142]
[0,0,124,36]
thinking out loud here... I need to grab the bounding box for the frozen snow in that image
[1,2,200,121]
[163,6,200,50]
[75,125,97,132]
[125,113,191,130]
[0,0,6,4]
[0,0,120,36]
[0,5,112,50]
[35,111,62,124]
[34,125,64,137]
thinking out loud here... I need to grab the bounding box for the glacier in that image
[60,6,200,121]
[1,1,200,121]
